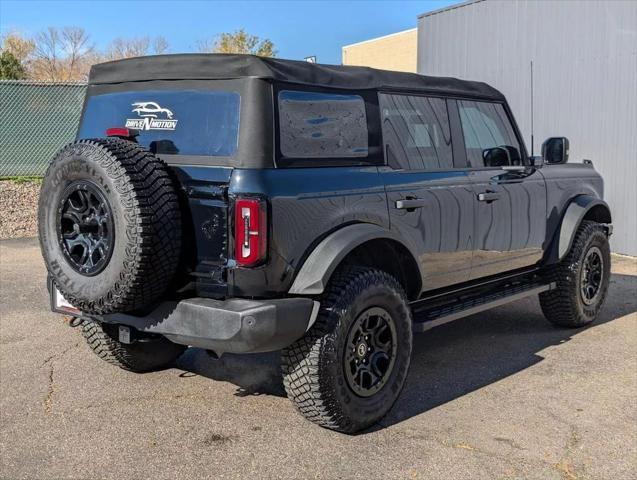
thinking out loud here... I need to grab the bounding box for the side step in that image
[412,280,555,333]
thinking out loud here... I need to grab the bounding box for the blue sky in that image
[0,0,457,64]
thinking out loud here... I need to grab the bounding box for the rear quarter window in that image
[79,90,240,157]
[278,90,368,159]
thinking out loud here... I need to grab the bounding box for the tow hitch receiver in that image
[118,325,132,344]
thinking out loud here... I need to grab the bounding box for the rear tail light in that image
[106,127,139,140]
[234,198,267,267]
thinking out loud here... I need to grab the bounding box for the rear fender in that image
[288,223,421,296]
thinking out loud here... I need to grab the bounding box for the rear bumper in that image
[95,297,319,354]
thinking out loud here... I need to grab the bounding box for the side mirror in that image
[482,145,521,167]
[483,146,510,167]
[542,137,569,164]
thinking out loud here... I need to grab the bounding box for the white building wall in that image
[418,0,637,255]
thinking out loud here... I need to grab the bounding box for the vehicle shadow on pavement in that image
[375,271,637,431]
[175,272,636,430]
[176,349,287,397]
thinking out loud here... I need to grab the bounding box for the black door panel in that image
[470,170,546,278]
[455,99,547,279]
[383,170,474,290]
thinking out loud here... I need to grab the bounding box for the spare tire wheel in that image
[38,138,181,315]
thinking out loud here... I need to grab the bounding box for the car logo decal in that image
[125,101,178,131]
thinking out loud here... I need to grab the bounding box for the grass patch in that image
[0,176,43,185]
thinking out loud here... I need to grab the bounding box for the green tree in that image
[2,32,35,64]
[198,29,276,57]
[0,50,26,79]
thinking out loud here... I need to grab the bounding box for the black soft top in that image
[88,54,504,101]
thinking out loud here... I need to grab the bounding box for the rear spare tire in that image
[38,138,181,314]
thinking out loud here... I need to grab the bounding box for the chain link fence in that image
[0,81,87,177]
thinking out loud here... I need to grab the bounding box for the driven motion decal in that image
[125,102,178,131]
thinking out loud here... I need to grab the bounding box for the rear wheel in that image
[80,318,186,372]
[540,220,611,327]
[282,267,412,433]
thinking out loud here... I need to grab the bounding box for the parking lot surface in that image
[1,237,635,479]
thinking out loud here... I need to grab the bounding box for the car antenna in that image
[530,60,534,157]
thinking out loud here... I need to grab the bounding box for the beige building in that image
[341,28,417,73]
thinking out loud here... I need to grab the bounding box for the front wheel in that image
[282,267,412,433]
[540,220,611,328]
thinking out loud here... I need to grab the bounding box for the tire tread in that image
[540,220,610,327]
[282,267,412,432]
[40,138,181,314]
[80,318,185,372]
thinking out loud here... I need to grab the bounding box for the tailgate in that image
[171,165,232,297]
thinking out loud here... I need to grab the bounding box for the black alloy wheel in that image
[57,181,114,276]
[580,245,604,306]
[344,306,398,398]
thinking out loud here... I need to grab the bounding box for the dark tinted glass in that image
[278,90,368,158]
[458,101,521,167]
[79,90,240,156]
[379,94,453,170]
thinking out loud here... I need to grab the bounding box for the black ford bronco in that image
[39,54,612,433]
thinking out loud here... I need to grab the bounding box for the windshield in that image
[79,90,240,156]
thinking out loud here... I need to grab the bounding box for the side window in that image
[278,90,368,159]
[379,94,453,170]
[458,100,522,167]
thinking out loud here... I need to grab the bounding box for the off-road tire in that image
[80,318,186,372]
[282,267,412,433]
[540,220,611,327]
[38,139,181,315]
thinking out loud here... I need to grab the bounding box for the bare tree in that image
[31,27,61,80]
[153,36,169,55]
[104,36,169,61]
[197,29,276,57]
[63,27,93,79]
[31,26,93,81]
[105,37,149,60]
[3,28,171,81]
[195,37,215,54]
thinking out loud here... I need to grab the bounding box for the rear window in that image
[278,90,368,159]
[79,90,240,156]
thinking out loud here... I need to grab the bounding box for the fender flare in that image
[554,195,612,261]
[288,223,420,295]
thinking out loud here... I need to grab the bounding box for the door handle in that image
[395,198,427,210]
[477,191,501,203]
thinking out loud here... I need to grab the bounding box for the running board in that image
[412,282,555,333]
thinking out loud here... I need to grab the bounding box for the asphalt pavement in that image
[1,237,635,479]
